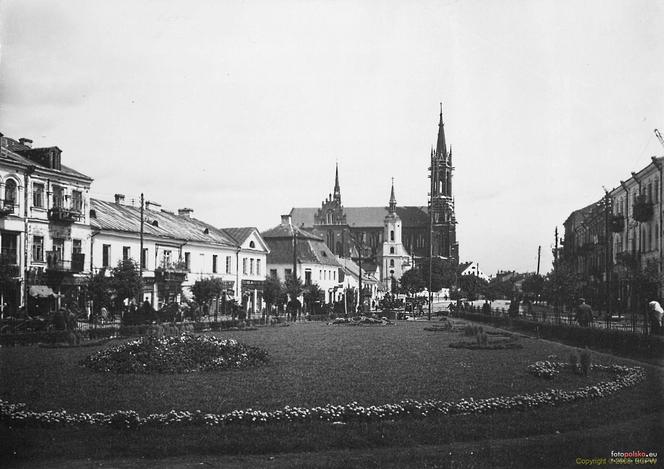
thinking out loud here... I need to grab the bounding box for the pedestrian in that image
[648,301,663,335]
[574,298,593,327]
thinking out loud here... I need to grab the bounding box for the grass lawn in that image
[1,320,663,467]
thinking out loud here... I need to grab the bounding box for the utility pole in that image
[140,193,144,275]
[536,245,541,275]
[554,227,559,263]
[22,165,35,312]
[291,219,297,284]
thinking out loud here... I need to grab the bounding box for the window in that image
[141,248,148,270]
[226,256,232,274]
[648,183,653,203]
[655,180,660,203]
[4,179,17,206]
[52,186,64,208]
[33,183,44,208]
[212,255,218,273]
[52,238,65,263]
[162,249,172,267]
[32,236,44,262]
[184,252,191,271]
[102,244,111,267]
[71,190,83,212]
[242,258,247,274]
[305,270,312,285]
[73,239,82,254]
[285,268,292,278]
[249,241,255,248]
[250,258,254,275]
[390,247,395,254]
[389,259,395,268]
[123,246,131,261]
[256,259,261,276]
[333,270,336,281]
[270,269,278,278]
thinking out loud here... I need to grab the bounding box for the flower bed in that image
[0,362,644,429]
[81,333,269,374]
[449,339,523,350]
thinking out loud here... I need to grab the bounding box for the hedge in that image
[0,319,264,347]
[455,311,664,358]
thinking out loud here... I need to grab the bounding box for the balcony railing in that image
[155,260,189,282]
[47,206,82,223]
[46,252,85,273]
[0,199,16,217]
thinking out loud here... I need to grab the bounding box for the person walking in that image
[575,298,593,327]
[648,301,663,335]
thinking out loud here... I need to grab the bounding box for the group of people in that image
[574,297,664,335]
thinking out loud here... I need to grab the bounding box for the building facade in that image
[1,133,93,316]
[90,197,268,313]
[562,156,663,312]
[262,215,342,303]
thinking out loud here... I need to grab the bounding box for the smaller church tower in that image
[381,179,412,289]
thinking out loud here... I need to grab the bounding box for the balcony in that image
[633,195,654,222]
[155,260,189,283]
[46,251,85,273]
[0,199,16,217]
[47,206,82,223]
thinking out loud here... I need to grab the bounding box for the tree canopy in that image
[190,277,224,307]
[400,268,425,295]
[419,258,457,292]
[111,259,143,309]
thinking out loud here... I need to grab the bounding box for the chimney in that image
[19,138,33,148]
[114,193,125,205]
[281,214,292,225]
[178,208,193,218]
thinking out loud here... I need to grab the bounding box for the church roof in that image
[290,206,429,229]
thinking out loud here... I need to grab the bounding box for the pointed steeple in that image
[389,177,397,213]
[333,162,341,203]
[436,102,448,159]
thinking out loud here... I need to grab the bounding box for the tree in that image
[484,277,515,301]
[303,283,324,313]
[458,274,488,301]
[420,258,457,292]
[87,268,114,318]
[190,277,224,311]
[111,259,143,310]
[263,275,284,313]
[542,260,581,313]
[400,268,425,295]
[284,274,304,300]
[521,274,544,302]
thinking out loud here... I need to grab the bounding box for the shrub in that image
[579,348,592,377]
[569,351,579,373]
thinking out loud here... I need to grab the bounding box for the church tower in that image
[313,163,350,256]
[429,104,459,263]
[382,179,412,288]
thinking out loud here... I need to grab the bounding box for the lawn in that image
[1,320,662,466]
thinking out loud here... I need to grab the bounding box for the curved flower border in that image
[0,362,645,429]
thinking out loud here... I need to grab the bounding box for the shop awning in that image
[29,285,57,298]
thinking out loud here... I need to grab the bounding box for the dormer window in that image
[152,220,159,227]
[203,228,209,234]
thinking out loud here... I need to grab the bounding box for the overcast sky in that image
[1,0,663,275]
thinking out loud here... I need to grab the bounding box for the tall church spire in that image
[436,102,448,159]
[333,162,341,203]
[389,177,397,213]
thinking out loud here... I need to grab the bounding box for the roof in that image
[262,221,324,241]
[1,135,93,181]
[335,255,378,284]
[290,206,429,229]
[264,236,340,267]
[221,227,258,245]
[90,198,237,247]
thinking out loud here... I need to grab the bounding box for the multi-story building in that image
[0,133,93,315]
[262,215,342,304]
[90,197,269,313]
[562,156,663,311]
[290,106,459,269]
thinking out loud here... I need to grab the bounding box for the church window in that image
[327,211,332,224]
[390,247,395,254]
[389,259,394,268]
[390,230,394,242]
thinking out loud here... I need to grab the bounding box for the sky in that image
[1,0,663,276]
